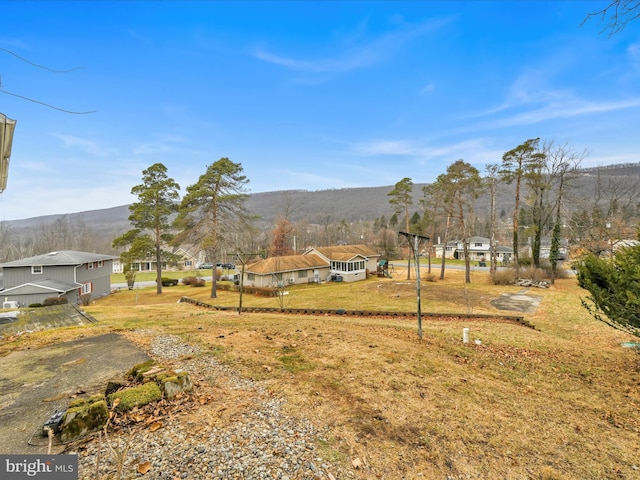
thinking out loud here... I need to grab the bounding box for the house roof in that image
[304,244,379,260]
[1,279,80,295]
[245,254,329,275]
[1,250,115,268]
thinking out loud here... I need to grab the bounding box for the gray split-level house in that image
[0,250,116,307]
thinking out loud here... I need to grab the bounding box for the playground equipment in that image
[377,259,392,278]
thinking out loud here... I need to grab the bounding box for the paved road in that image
[112,276,213,290]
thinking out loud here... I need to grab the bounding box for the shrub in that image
[424,274,437,282]
[79,293,92,306]
[43,297,68,306]
[182,276,196,286]
[539,264,571,280]
[160,277,179,286]
[28,303,44,308]
[518,256,533,267]
[191,278,206,287]
[491,268,516,285]
[241,285,278,297]
[518,266,546,282]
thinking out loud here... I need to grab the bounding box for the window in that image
[248,273,255,281]
[87,263,94,270]
[298,270,308,278]
[81,282,92,294]
[474,243,483,248]
[185,260,192,267]
[32,265,43,274]
[97,261,104,268]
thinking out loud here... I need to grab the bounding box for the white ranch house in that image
[242,244,381,287]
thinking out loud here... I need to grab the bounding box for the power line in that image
[1,48,95,114]
[1,47,84,73]
[0,89,96,115]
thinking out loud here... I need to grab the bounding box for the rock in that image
[108,382,162,412]
[158,370,193,399]
[60,396,109,442]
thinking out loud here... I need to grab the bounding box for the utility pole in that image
[399,231,430,340]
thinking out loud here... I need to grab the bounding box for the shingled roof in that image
[245,253,328,275]
[305,244,379,260]
[1,250,116,268]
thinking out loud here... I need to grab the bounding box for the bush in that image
[191,278,206,287]
[160,277,179,286]
[518,256,533,267]
[518,266,546,282]
[491,268,516,285]
[79,293,92,306]
[241,285,278,297]
[28,303,44,308]
[43,297,68,306]
[182,276,197,285]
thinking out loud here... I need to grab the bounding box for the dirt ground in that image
[0,333,150,454]
[0,287,541,457]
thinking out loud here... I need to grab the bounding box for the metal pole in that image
[414,234,422,339]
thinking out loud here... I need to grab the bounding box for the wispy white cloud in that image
[273,169,356,190]
[132,134,187,156]
[50,133,118,157]
[466,59,640,131]
[628,42,640,73]
[420,82,435,94]
[254,16,450,75]
[485,97,640,128]
[351,137,497,161]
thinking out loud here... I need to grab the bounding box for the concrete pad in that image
[490,290,542,314]
[0,333,150,454]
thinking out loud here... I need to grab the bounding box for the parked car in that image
[216,262,236,270]
[198,263,213,269]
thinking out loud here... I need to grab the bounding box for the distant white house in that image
[434,236,513,263]
[112,244,206,273]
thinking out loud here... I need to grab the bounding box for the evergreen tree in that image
[113,163,180,294]
[577,240,640,337]
[500,138,546,271]
[174,157,249,298]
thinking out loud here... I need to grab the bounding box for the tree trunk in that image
[155,244,163,295]
[440,213,451,280]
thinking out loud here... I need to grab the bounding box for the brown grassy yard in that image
[2,268,639,479]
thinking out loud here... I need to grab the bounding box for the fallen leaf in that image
[137,462,152,474]
[149,421,163,432]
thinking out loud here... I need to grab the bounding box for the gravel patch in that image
[73,334,346,479]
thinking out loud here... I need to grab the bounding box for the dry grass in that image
[2,269,640,479]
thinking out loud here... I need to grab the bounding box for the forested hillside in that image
[1,162,639,262]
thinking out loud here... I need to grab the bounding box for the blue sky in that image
[1,1,639,221]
